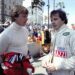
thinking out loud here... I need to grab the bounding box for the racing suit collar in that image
[54,24,68,34]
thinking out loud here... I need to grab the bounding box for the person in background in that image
[41,26,45,45]
[42,9,75,75]
[32,28,38,42]
[0,5,34,75]
[41,27,51,55]
[44,28,51,46]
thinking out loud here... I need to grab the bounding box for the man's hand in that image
[46,63,56,72]
[43,62,56,72]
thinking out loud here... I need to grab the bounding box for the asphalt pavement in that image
[31,57,48,75]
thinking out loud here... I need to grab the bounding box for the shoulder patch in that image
[63,32,70,36]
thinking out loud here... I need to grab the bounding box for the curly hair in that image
[10,5,28,22]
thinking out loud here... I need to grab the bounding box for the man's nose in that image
[51,21,55,25]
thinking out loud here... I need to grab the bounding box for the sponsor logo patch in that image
[57,47,65,51]
[63,32,70,36]
[54,50,67,58]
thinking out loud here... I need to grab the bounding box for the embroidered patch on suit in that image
[63,32,70,36]
[57,47,65,51]
[54,50,67,58]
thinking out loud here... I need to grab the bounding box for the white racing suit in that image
[42,25,75,75]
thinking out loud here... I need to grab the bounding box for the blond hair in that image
[10,5,28,22]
